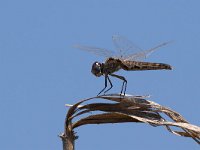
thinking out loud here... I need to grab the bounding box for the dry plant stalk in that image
[59,94,200,150]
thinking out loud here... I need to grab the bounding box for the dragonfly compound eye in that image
[91,62,102,77]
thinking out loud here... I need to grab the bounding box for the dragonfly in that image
[75,35,172,96]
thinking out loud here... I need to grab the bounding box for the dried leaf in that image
[61,94,200,145]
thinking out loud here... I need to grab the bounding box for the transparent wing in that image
[74,44,115,58]
[112,35,171,61]
[124,41,172,61]
[112,35,143,58]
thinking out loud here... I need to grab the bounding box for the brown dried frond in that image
[60,93,200,150]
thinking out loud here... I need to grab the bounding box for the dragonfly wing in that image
[74,44,115,58]
[112,35,143,58]
[124,41,172,61]
[124,48,155,61]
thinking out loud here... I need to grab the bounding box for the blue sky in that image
[0,0,200,149]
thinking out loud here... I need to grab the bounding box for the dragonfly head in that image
[91,62,103,77]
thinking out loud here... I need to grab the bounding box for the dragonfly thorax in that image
[91,62,103,77]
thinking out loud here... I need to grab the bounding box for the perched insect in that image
[75,35,172,96]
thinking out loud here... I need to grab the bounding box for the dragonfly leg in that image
[121,80,125,95]
[104,76,113,94]
[110,74,127,96]
[97,75,108,96]
[123,79,127,95]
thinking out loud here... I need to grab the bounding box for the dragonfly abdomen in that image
[121,61,172,71]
